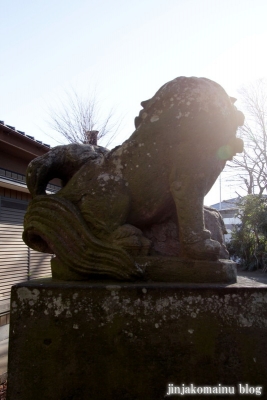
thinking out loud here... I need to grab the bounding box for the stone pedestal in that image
[7,278,267,399]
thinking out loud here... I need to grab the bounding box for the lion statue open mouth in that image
[23,77,244,281]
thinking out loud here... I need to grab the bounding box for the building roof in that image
[0,120,60,193]
[0,120,51,152]
[210,198,240,211]
[211,195,267,211]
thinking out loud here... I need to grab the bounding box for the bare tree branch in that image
[227,79,267,196]
[45,87,122,147]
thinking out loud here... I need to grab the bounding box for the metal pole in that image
[219,173,222,210]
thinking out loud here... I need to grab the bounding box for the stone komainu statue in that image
[23,77,244,280]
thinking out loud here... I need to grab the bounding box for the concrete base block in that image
[7,278,267,399]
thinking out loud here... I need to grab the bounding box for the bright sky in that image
[2,0,267,206]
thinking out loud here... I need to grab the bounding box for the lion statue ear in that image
[230,96,237,104]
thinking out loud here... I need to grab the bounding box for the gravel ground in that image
[237,267,267,285]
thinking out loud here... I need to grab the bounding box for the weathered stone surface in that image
[51,257,237,284]
[204,206,229,259]
[138,257,237,283]
[23,77,244,281]
[7,278,267,399]
[141,206,229,259]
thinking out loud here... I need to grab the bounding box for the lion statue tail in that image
[23,195,142,281]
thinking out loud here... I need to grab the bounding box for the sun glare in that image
[204,33,267,95]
